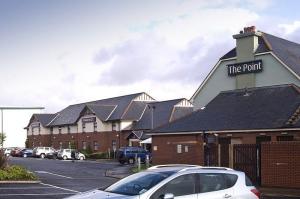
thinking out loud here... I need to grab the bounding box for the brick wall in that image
[27,135,51,148]
[152,134,204,165]
[261,141,300,188]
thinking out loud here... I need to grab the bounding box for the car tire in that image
[63,155,68,160]
[40,154,45,159]
[128,158,135,164]
[79,156,84,160]
[23,154,27,158]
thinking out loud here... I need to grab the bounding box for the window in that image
[59,142,63,149]
[112,140,117,150]
[94,141,99,151]
[177,144,182,153]
[50,127,53,134]
[82,141,87,150]
[38,127,41,135]
[277,135,294,141]
[58,127,62,134]
[68,126,71,134]
[82,123,86,133]
[199,173,237,193]
[151,174,197,199]
[93,122,97,132]
[112,122,117,131]
[185,145,189,153]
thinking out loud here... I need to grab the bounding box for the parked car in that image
[66,165,260,199]
[32,147,56,158]
[57,149,85,160]
[19,148,33,158]
[4,148,13,156]
[10,147,24,157]
[46,150,58,159]
[117,147,151,164]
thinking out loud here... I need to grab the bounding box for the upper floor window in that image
[112,122,117,131]
[93,122,97,132]
[58,127,62,134]
[50,127,53,134]
[68,126,71,134]
[82,123,86,133]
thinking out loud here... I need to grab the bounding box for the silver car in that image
[57,149,85,160]
[65,165,260,199]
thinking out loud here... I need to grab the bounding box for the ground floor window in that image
[82,141,87,150]
[94,141,99,151]
[277,135,294,141]
[177,144,182,153]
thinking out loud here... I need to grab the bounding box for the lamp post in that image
[0,106,44,148]
[147,104,156,129]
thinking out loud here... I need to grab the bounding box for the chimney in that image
[233,26,262,62]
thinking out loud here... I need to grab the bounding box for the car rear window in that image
[245,176,253,186]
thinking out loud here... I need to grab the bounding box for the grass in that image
[0,165,38,181]
[132,164,151,173]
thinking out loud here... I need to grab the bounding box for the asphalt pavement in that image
[0,157,121,199]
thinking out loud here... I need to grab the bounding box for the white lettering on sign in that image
[227,60,263,76]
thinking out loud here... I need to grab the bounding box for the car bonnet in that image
[65,189,136,199]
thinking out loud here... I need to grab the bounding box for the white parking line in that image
[0,186,53,190]
[35,171,73,179]
[0,193,74,196]
[40,182,80,193]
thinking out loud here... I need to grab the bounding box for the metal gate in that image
[233,144,261,185]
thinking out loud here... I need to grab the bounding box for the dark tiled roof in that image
[132,99,193,130]
[48,93,146,126]
[220,32,300,77]
[87,105,116,121]
[121,101,149,121]
[34,114,57,126]
[49,104,85,126]
[152,84,300,134]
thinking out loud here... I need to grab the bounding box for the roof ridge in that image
[68,92,145,107]
[148,98,185,104]
[220,84,297,94]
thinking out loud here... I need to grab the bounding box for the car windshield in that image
[104,171,174,196]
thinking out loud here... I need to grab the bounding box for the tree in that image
[0,132,6,148]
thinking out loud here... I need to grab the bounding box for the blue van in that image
[117,147,151,164]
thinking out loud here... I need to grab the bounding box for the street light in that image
[147,104,156,129]
[0,106,44,148]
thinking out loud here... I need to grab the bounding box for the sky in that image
[1,0,300,147]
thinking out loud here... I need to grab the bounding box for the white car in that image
[4,148,12,156]
[65,165,260,199]
[32,147,56,158]
[57,149,85,160]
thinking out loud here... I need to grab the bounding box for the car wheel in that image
[40,154,45,159]
[128,158,135,164]
[63,155,68,160]
[23,154,27,158]
[119,160,125,165]
[79,156,84,160]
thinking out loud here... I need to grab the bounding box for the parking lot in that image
[1,157,300,199]
[0,157,120,199]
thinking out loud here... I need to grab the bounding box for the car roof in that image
[147,165,244,175]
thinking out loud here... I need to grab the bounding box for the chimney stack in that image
[233,25,261,62]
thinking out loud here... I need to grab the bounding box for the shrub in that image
[0,165,37,181]
[89,152,108,159]
[0,151,8,169]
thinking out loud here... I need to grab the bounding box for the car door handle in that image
[224,194,232,199]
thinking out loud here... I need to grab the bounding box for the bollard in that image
[138,157,141,171]
[146,155,150,168]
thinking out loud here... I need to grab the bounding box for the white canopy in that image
[140,138,152,144]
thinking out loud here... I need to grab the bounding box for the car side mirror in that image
[163,193,174,199]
